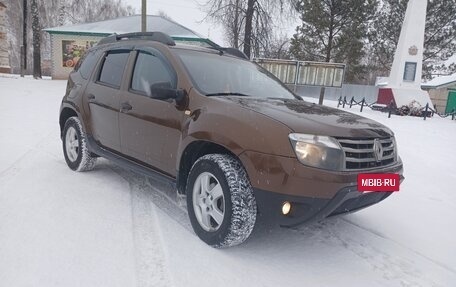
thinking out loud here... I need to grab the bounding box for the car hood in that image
[218,97,393,138]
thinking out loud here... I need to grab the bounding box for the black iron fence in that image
[336,96,456,121]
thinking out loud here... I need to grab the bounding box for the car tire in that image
[62,116,96,172]
[186,154,257,248]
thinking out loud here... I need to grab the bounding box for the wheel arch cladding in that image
[177,140,238,195]
[59,107,78,137]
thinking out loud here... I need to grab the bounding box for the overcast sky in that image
[122,0,227,45]
[122,0,299,47]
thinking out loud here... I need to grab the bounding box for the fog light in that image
[282,201,291,215]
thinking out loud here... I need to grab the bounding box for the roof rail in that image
[97,32,176,46]
[97,31,248,60]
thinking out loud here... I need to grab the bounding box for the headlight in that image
[289,133,345,171]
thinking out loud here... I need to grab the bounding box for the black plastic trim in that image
[253,176,403,228]
[85,136,177,189]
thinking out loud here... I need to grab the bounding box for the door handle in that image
[121,102,132,112]
[88,94,95,100]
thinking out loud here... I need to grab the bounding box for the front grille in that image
[337,137,396,170]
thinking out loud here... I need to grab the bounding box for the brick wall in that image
[0,3,11,73]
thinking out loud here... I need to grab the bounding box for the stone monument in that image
[0,2,11,74]
[377,0,433,109]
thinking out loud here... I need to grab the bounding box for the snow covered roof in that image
[421,73,456,89]
[44,15,203,39]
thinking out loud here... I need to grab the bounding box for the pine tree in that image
[289,0,377,83]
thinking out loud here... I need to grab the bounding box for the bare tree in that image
[5,0,135,74]
[61,0,135,24]
[201,0,296,58]
[262,33,291,59]
[157,10,173,21]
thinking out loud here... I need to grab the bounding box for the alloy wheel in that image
[192,172,225,232]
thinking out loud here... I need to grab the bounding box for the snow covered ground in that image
[0,75,455,287]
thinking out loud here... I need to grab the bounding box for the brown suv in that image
[59,32,404,248]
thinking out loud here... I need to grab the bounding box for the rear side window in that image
[78,51,98,80]
[131,52,176,95]
[98,51,130,88]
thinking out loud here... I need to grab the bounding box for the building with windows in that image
[44,15,213,79]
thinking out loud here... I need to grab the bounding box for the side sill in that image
[86,136,177,190]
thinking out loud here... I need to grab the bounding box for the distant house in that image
[44,15,214,79]
[422,74,456,114]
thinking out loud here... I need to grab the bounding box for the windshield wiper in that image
[206,92,251,97]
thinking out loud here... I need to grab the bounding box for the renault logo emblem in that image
[373,139,383,162]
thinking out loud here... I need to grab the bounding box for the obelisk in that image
[377,0,433,109]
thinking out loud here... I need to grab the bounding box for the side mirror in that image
[149,82,188,108]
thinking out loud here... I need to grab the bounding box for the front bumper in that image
[239,150,404,227]
[253,176,404,227]
[239,151,404,200]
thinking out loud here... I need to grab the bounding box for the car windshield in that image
[175,49,298,99]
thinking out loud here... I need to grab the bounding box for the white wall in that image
[50,33,104,79]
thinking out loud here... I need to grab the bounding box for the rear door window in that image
[77,50,98,80]
[98,51,130,88]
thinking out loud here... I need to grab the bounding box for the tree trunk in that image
[31,0,41,78]
[233,0,240,49]
[326,6,335,62]
[320,5,334,104]
[22,0,27,73]
[243,0,255,58]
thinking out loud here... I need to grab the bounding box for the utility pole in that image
[141,0,147,32]
[21,0,27,77]
[318,87,325,105]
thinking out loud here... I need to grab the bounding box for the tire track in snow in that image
[291,219,449,287]
[0,131,60,185]
[341,217,456,275]
[111,166,174,287]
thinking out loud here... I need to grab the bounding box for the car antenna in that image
[207,44,224,56]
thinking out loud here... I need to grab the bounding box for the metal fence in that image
[290,84,379,103]
[336,96,456,121]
